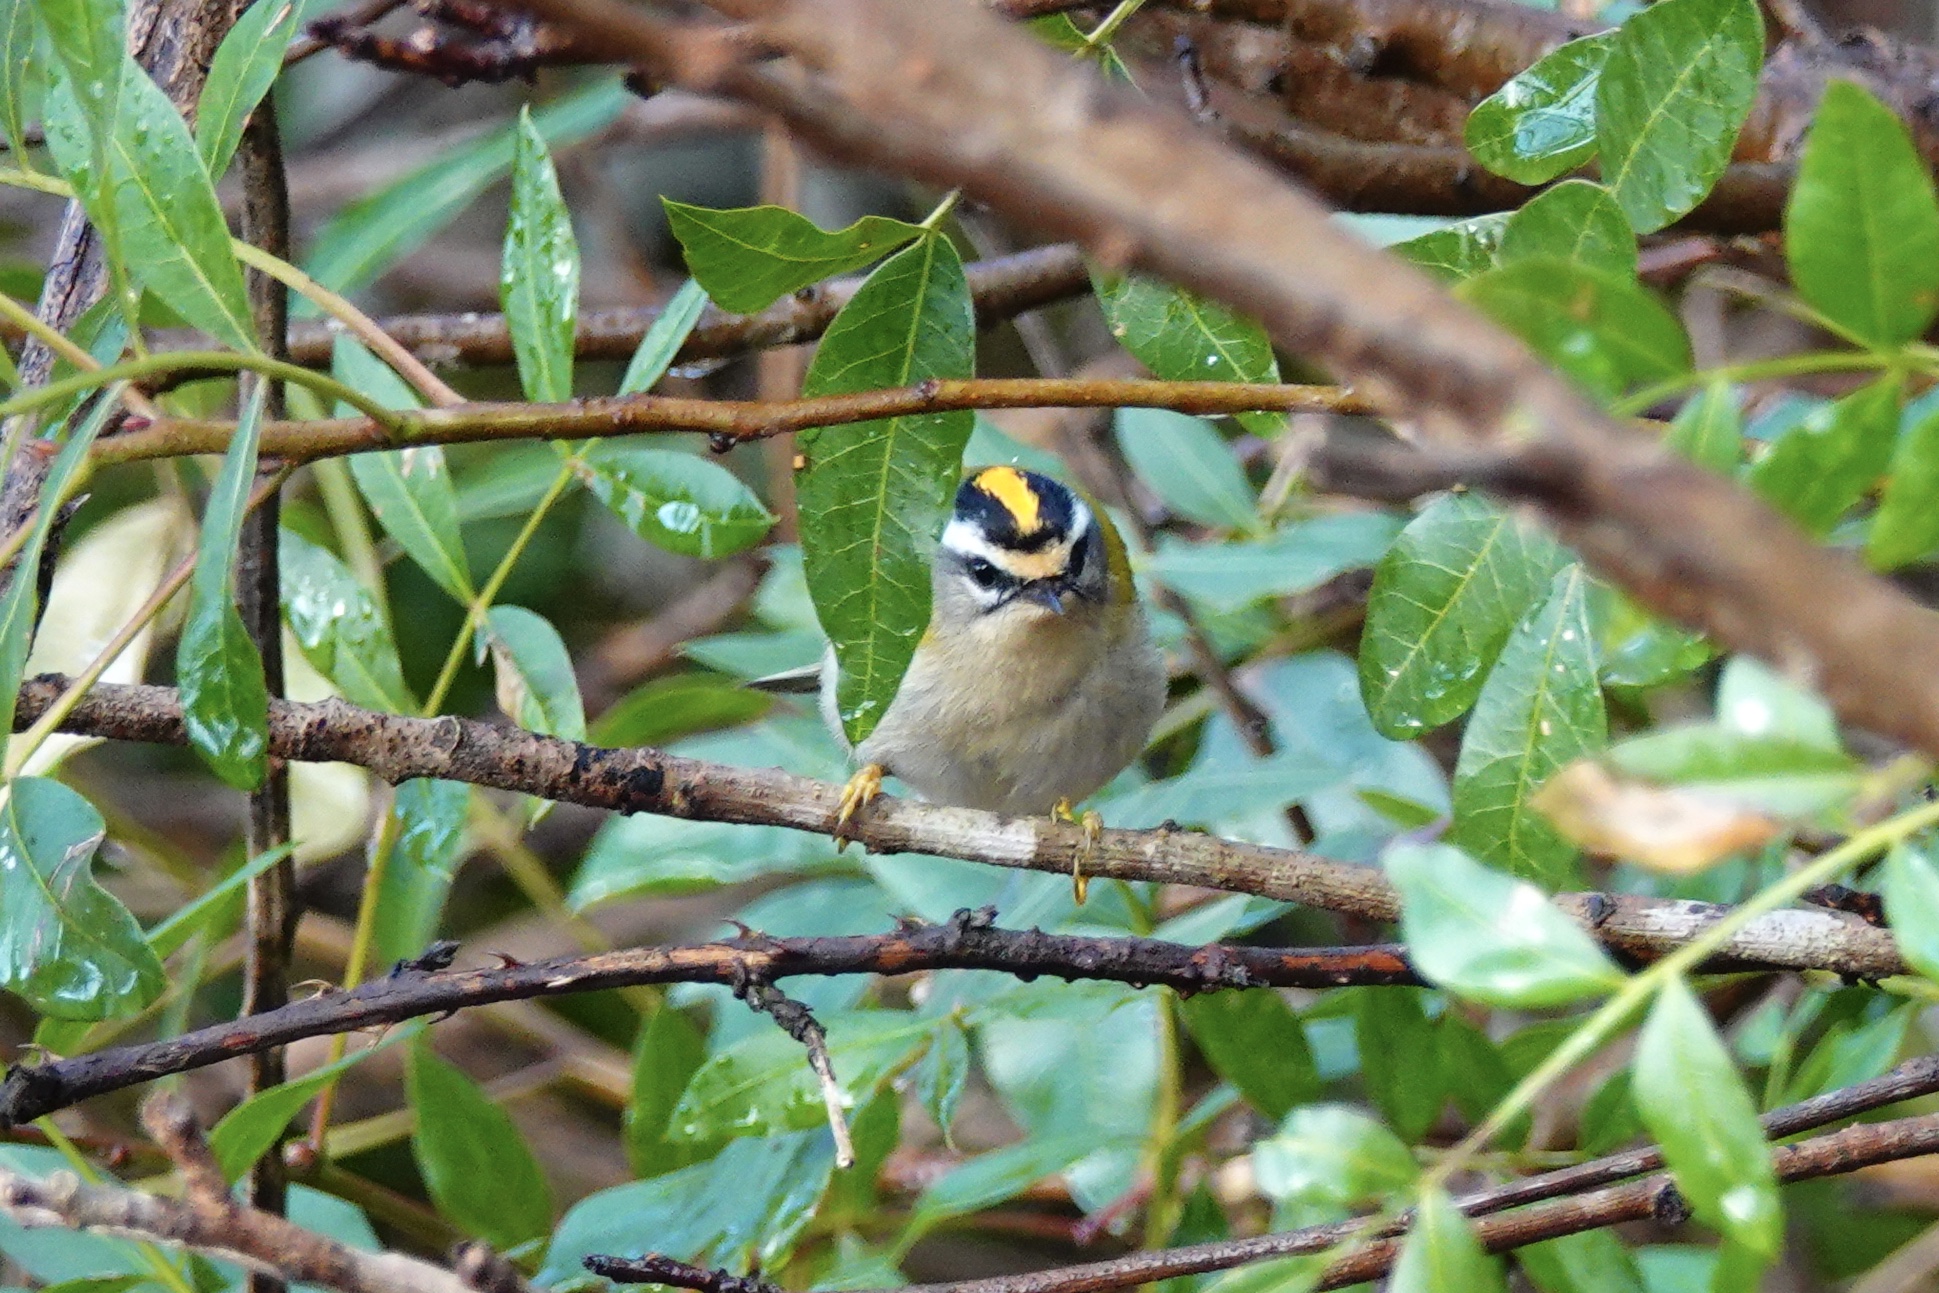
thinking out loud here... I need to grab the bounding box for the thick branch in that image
[10,676,1906,982]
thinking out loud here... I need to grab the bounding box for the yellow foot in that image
[1053,798,1103,904]
[834,764,885,849]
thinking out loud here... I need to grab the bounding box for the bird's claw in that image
[834,763,885,849]
[1053,798,1102,904]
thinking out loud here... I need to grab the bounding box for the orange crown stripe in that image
[972,466,1044,535]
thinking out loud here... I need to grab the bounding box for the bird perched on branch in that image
[765,465,1166,900]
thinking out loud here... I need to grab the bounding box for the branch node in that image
[733,976,856,1169]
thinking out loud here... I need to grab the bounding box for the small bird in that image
[779,465,1167,897]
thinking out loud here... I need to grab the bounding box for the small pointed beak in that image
[1023,582,1068,615]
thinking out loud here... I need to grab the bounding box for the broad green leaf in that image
[503,107,579,403]
[1353,989,1445,1142]
[592,673,772,748]
[1359,493,1570,737]
[1716,655,1840,749]
[1252,1104,1418,1208]
[1499,180,1636,278]
[408,1038,554,1251]
[1460,258,1690,400]
[41,53,255,351]
[1595,0,1764,233]
[1179,990,1320,1121]
[305,79,625,301]
[664,200,923,315]
[1603,728,1860,818]
[1883,844,1939,983]
[1465,34,1614,184]
[538,1131,836,1283]
[910,1015,970,1139]
[1386,842,1623,1006]
[1389,214,1506,282]
[178,384,269,790]
[1780,999,1912,1103]
[1632,979,1781,1258]
[197,0,311,179]
[1451,566,1606,888]
[484,605,585,740]
[626,1004,710,1178]
[210,1038,385,1181]
[574,445,774,558]
[1871,399,1939,568]
[1749,376,1898,535]
[279,528,412,712]
[370,778,470,968]
[1115,408,1257,531]
[1786,80,1939,348]
[620,277,709,396]
[1591,583,1711,691]
[0,392,116,753]
[1094,272,1284,436]
[670,1010,936,1142]
[1391,1187,1504,1293]
[797,233,975,743]
[1665,382,1743,473]
[0,777,163,1019]
[908,1133,1096,1234]
[0,0,48,165]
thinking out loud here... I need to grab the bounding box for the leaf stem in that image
[1083,0,1146,47]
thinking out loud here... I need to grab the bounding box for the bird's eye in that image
[965,557,1003,589]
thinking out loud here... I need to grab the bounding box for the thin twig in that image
[735,976,856,1169]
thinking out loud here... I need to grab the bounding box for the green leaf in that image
[626,1004,710,1178]
[484,605,585,741]
[0,777,164,1019]
[370,778,470,968]
[279,528,412,712]
[1520,1229,1645,1293]
[1389,214,1507,282]
[1632,979,1781,1258]
[910,1015,970,1140]
[1359,493,1570,738]
[908,1132,1096,1235]
[502,107,579,403]
[305,79,625,300]
[670,1010,936,1142]
[664,200,923,315]
[1716,654,1840,749]
[1748,376,1899,535]
[1115,408,1257,531]
[620,277,709,396]
[145,842,293,961]
[178,384,269,791]
[1353,989,1445,1142]
[1180,990,1320,1121]
[1665,382,1743,473]
[1871,399,1939,568]
[1595,0,1764,233]
[797,233,975,743]
[209,1038,384,1181]
[1459,258,1690,400]
[1391,1187,1504,1293]
[1252,1104,1418,1208]
[540,1130,835,1283]
[592,673,771,748]
[1592,583,1711,690]
[1386,842,1624,1006]
[1451,566,1606,889]
[1883,844,1939,983]
[1465,34,1614,185]
[0,392,116,754]
[0,0,49,166]
[197,0,311,180]
[41,51,255,351]
[1499,180,1637,278]
[1604,729,1860,818]
[574,445,774,558]
[408,1038,554,1251]
[1093,273,1283,436]
[1785,80,1939,348]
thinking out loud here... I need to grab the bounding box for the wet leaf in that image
[1389,214,1507,282]
[1749,376,1899,535]
[626,1004,711,1178]
[908,1133,1096,1235]
[1094,272,1284,436]
[1498,180,1636,278]
[575,445,774,558]
[1465,34,1613,184]
[620,277,709,396]
[0,0,48,165]
[664,200,923,314]
[370,778,471,969]
[279,528,412,713]
[485,605,585,741]
[1460,258,1690,401]
[502,107,579,403]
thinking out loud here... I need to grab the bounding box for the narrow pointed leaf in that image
[178,385,269,790]
[408,1038,554,1251]
[1883,844,1939,983]
[798,233,976,743]
[1359,492,1570,738]
[619,277,709,396]
[0,0,48,165]
[210,1038,385,1181]
[1465,34,1614,184]
[1391,1187,1504,1293]
[1632,979,1782,1258]
[1451,566,1606,889]
[197,0,310,180]
[625,1004,710,1178]
[663,200,923,314]
[503,107,579,403]
[1093,272,1284,436]
[0,777,164,1020]
[1386,842,1623,1006]
[1595,0,1763,233]
[1786,80,1939,348]
[1180,989,1320,1121]
[575,445,774,558]
[484,605,585,741]
[279,528,412,712]
[370,778,471,968]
